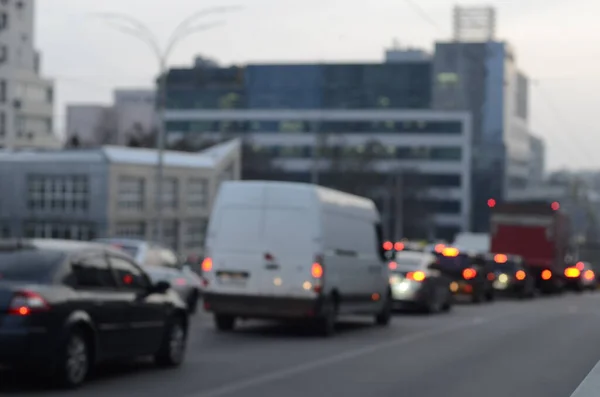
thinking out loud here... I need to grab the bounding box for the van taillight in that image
[201,257,213,272]
[8,290,50,316]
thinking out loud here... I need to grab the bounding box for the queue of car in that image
[1,181,597,390]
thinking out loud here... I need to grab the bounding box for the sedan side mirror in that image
[152,280,170,294]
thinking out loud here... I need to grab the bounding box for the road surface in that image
[3,292,600,396]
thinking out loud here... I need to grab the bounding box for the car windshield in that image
[0,249,65,283]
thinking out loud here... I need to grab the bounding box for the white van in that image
[201,181,392,336]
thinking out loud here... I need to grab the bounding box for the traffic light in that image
[551,201,560,211]
[487,198,496,208]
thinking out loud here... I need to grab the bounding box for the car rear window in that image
[434,253,472,269]
[394,257,422,268]
[111,244,139,258]
[0,249,65,283]
[488,261,517,272]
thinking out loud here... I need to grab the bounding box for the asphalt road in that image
[3,292,600,397]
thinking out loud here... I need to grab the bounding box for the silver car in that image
[94,238,203,313]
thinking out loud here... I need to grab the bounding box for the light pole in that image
[95,6,241,244]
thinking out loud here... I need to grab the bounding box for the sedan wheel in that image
[155,317,187,367]
[56,331,90,388]
[168,322,186,364]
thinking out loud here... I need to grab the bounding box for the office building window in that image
[0,12,7,30]
[23,222,96,241]
[162,178,178,209]
[0,80,6,103]
[184,219,208,249]
[0,224,9,238]
[27,175,89,213]
[187,179,208,208]
[114,222,146,239]
[152,221,178,251]
[118,177,145,211]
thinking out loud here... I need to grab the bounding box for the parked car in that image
[94,238,203,312]
[202,181,392,336]
[0,239,189,388]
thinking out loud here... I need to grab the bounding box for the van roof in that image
[218,180,380,222]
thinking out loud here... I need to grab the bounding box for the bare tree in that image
[66,134,81,148]
[126,122,158,148]
[93,108,118,145]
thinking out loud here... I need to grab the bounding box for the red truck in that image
[490,201,572,293]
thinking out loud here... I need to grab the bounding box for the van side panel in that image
[320,208,384,312]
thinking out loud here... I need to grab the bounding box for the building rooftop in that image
[0,139,240,169]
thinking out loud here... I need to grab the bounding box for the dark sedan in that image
[485,254,536,299]
[433,247,495,304]
[0,239,189,389]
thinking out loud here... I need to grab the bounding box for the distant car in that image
[94,238,203,312]
[564,261,596,292]
[433,247,495,304]
[0,239,189,389]
[143,265,203,313]
[388,251,453,313]
[484,253,536,299]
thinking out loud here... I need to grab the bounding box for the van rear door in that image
[263,207,316,298]
[211,206,271,296]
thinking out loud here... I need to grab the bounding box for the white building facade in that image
[164,109,473,239]
[0,0,57,149]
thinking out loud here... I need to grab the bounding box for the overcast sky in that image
[36,0,600,171]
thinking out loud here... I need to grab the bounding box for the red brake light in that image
[394,242,405,251]
[462,268,477,280]
[515,270,526,281]
[383,241,393,251]
[388,261,398,270]
[576,262,585,271]
[311,263,323,279]
[584,270,595,280]
[201,257,213,272]
[8,290,50,316]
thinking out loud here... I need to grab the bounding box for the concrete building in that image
[66,89,157,147]
[0,0,58,149]
[0,139,240,255]
[164,109,472,240]
[65,104,113,147]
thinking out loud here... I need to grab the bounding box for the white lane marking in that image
[569,359,600,396]
[186,313,515,397]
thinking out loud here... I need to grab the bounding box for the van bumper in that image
[203,293,321,319]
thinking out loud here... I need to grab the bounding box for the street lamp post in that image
[95,7,240,244]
